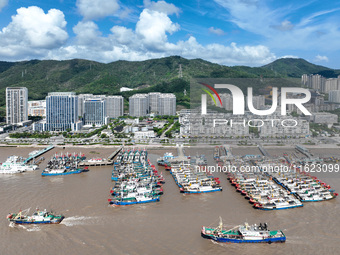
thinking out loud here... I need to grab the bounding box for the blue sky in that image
[0,0,339,68]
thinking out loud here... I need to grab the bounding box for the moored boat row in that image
[169,159,222,194]
[41,152,88,176]
[109,149,164,206]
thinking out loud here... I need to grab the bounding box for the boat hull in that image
[109,197,160,205]
[181,188,223,194]
[201,232,286,243]
[255,204,303,210]
[9,216,64,224]
[42,170,83,176]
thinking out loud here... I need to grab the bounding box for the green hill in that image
[261,58,340,78]
[0,56,339,117]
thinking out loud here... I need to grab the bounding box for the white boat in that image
[44,168,66,174]
[0,155,38,174]
[0,162,26,174]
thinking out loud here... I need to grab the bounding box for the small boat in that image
[201,217,286,243]
[7,208,64,224]
[41,168,86,176]
[108,194,160,206]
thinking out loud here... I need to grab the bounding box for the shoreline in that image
[0,143,339,149]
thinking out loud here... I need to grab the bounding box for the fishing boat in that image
[7,208,64,224]
[110,149,164,206]
[41,167,87,176]
[0,156,38,174]
[42,153,88,176]
[157,152,174,167]
[201,217,286,243]
[0,162,26,174]
[108,194,160,205]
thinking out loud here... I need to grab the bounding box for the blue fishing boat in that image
[108,195,160,205]
[7,209,64,224]
[201,218,286,243]
[41,168,85,176]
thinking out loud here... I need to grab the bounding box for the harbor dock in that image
[23,145,55,164]
[79,146,123,166]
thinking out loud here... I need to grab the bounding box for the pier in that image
[258,144,271,157]
[79,146,123,167]
[79,160,114,166]
[23,145,54,164]
[295,145,312,158]
[176,143,188,161]
[108,146,123,161]
[220,144,233,159]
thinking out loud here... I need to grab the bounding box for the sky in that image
[0,0,339,68]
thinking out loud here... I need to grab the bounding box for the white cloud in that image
[272,20,294,31]
[136,9,179,51]
[111,26,136,45]
[209,27,225,35]
[0,0,8,12]
[143,0,181,16]
[179,40,276,65]
[0,5,276,66]
[73,21,103,46]
[76,0,119,20]
[213,0,340,52]
[280,55,299,59]
[315,55,328,62]
[0,6,68,58]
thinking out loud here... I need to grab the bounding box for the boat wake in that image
[60,216,98,226]
[8,222,41,232]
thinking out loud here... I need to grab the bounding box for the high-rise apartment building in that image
[78,94,94,118]
[148,92,161,113]
[301,74,326,91]
[46,92,80,131]
[106,96,124,118]
[6,87,28,124]
[84,98,106,126]
[158,94,176,116]
[129,94,149,117]
[329,90,340,103]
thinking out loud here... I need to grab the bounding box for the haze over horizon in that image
[0,0,339,68]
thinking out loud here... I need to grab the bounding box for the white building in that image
[129,94,149,117]
[28,100,46,117]
[158,93,176,116]
[120,87,134,92]
[258,119,310,137]
[6,87,28,125]
[78,94,94,118]
[84,98,107,126]
[134,130,155,139]
[310,112,338,124]
[247,95,265,110]
[329,90,340,103]
[45,92,81,131]
[324,78,340,93]
[106,96,124,118]
[148,92,161,113]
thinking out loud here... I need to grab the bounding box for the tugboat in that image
[7,208,64,224]
[201,217,286,243]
